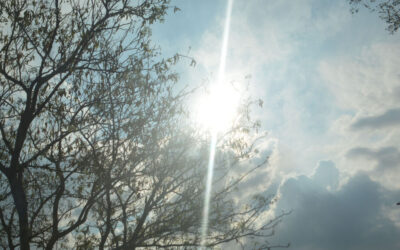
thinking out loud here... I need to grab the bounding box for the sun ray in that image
[200,0,234,248]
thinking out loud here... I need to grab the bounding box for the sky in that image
[152,0,400,249]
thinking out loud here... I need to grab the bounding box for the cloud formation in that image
[351,108,400,130]
[319,42,400,114]
[347,146,400,171]
[155,1,400,248]
[271,162,400,250]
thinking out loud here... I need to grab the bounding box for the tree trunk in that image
[9,173,30,250]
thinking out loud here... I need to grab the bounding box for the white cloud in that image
[318,40,400,188]
[319,42,400,115]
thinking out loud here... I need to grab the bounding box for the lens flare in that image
[200,0,234,248]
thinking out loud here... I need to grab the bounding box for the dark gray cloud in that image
[351,108,400,130]
[270,162,400,250]
[347,146,400,171]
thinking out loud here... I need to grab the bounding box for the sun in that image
[195,82,240,133]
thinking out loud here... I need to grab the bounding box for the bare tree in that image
[0,0,287,249]
[350,0,400,33]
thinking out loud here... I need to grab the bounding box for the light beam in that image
[200,0,234,248]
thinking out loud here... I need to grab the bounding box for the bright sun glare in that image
[200,0,234,248]
[196,82,240,133]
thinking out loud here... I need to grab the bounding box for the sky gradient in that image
[153,0,400,249]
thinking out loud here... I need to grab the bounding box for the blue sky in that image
[153,0,400,249]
